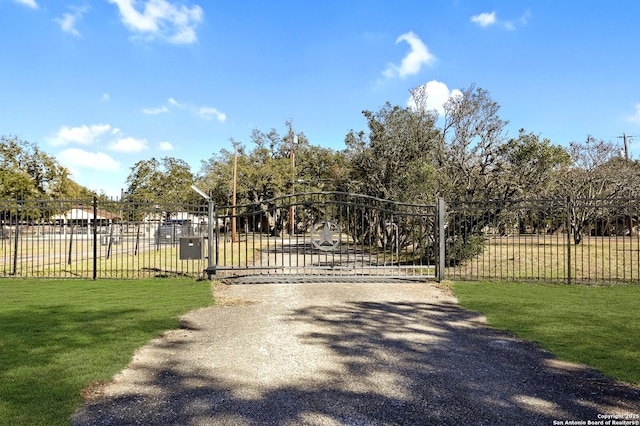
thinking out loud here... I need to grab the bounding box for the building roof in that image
[52,206,122,221]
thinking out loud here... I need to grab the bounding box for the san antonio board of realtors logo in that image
[311,220,341,251]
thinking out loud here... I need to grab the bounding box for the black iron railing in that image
[1,194,638,283]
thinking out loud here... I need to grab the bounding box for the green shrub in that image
[444,233,485,266]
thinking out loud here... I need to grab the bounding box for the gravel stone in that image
[72,280,640,425]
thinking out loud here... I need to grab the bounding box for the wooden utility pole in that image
[617,132,634,161]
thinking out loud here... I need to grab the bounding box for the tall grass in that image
[0,278,214,426]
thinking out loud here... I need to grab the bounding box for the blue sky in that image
[2,0,640,197]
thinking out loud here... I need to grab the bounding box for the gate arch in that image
[211,192,438,278]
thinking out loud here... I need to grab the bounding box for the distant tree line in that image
[3,84,638,245]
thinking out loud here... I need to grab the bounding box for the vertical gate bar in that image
[337,201,341,275]
[68,224,74,267]
[535,205,547,280]
[234,207,238,270]
[541,202,546,281]
[345,203,350,276]
[516,200,521,281]
[244,211,249,271]
[278,207,282,274]
[620,198,625,283]
[608,198,613,283]
[24,201,30,277]
[393,212,397,276]
[566,196,572,285]
[365,202,370,276]
[330,199,334,277]
[368,202,373,274]
[293,195,297,272]
[259,211,264,271]
[379,207,385,276]
[597,206,609,279]
[27,201,31,276]
[363,206,374,272]
[295,195,299,272]
[635,198,639,285]
[206,200,214,279]
[252,211,257,270]
[390,212,394,276]
[287,196,292,274]
[260,207,271,266]
[574,201,588,282]
[438,198,445,282]
[482,203,487,280]
[294,195,298,272]
[218,207,223,274]
[12,197,19,276]
[637,199,640,285]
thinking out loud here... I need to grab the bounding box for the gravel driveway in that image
[72,279,640,425]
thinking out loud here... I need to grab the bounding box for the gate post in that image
[566,195,572,285]
[438,197,446,282]
[205,199,216,280]
[93,196,98,280]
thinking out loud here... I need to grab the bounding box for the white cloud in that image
[57,148,120,171]
[520,9,532,26]
[628,104,640,124]
[13,0,37,8]
[108,137,148,153]
[145,97,227,122]
[142,105,169,114]
[407,80,463,116]
[383,31,435,79]
[101,93,111,102]
[54,6,89,36]
[199,106,226,122]
[471,11,496,28]
[107,0,203,44]
[159,141,174,151]
[49,124,112,146]
[472,10,530,30]
[168,97,183,108]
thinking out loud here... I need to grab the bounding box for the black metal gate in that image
[211,192,438,278]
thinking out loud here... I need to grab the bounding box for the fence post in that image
[566,196,572,285]
[438,197,446,282]
[205,200,215,280]
[12,197,19,276]
[93,196,98,280]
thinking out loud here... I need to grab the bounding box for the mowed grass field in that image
[0,236,257,279]
[1,277,639,425]
[452,281,640,385]
[447,234,640,284]
[0,278,214,426]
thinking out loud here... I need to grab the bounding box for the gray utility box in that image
[179,237,204,260]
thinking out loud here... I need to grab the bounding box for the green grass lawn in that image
[452,281,640,385]
[0,278,214,426]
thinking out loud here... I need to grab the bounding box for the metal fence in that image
[211,192,438,278]
[0,197,209,279]
[1,195,639,283]
[445,197,640,284]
